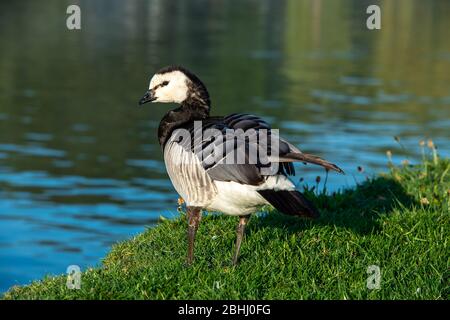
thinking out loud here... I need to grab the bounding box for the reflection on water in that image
[0,0,449,292]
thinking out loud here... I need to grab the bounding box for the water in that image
[0,0,449,292]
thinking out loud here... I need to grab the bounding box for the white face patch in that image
[148,71,190,103]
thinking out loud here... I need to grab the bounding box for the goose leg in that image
[186,206,202,265]
[232,215,249,266]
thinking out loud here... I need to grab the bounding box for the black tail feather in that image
[258,190,319,218]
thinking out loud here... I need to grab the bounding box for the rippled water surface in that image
[0,0,449,292]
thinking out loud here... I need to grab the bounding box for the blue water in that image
[0,0,449,292]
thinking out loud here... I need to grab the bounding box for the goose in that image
[138,66,343,265]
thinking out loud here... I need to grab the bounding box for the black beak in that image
[138,90,156,105]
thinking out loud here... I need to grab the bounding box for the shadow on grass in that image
[250,176,417,236]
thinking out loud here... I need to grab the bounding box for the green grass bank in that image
[3,152,449,300]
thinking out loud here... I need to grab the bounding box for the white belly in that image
[207,181,267,216]
[207,175,295,216]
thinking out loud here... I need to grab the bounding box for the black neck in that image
[158,100,210,147]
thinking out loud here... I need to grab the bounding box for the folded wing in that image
[173,113,343,186]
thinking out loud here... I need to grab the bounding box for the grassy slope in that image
[3,155,449,300]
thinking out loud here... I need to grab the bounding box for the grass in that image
[2,149,449,300]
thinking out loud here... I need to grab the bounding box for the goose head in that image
[139,66,210,108]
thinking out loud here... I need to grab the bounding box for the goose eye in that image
[162,81,169,86]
